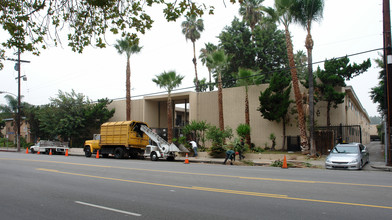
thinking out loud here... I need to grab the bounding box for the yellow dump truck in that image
[84,121,150,159]
[84,120,188,160]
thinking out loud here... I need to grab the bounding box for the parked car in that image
[325,143,369,170]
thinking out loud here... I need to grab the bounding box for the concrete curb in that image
[370,165,392,172]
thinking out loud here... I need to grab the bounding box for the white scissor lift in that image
[140,125,189,161]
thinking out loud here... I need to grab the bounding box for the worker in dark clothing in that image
[235,138,246,161]
[223,149,236,165]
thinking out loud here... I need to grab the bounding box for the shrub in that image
[206,125,233,157]
[253,147,265,153]
[236,123,250,139]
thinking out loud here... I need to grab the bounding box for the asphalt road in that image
[1,151,391,220]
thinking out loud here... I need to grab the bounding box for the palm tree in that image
[181,14,204,92]
[114,37,142,121]
[236,68,264,146]
[291,0,324,156]
[152,71,184,143]
[199,43,217,91]
[270,0,309,152]
[208,50,228,131]
[239,0,267,32]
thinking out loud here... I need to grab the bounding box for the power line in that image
[114,47,383,102]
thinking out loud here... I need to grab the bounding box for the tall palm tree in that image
[270,0,309,152]
[239,0,267,35]
[199,43,217,91]
[208,50,228,131]
[236,68,264,146]
[114,37,142,121]
[152,71,184,143]
[181,15,204,92]
[291,0,324,156]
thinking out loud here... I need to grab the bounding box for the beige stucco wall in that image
[107,85,371,149]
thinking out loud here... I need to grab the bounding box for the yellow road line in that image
[2,158,391,188]
[37,168,392,210]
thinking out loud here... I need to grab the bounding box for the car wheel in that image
[114,147,125,159]
[84,147,92,157]
[31,148,35,154]
[150,152,158,161]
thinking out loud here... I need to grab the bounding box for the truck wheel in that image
[84,147,92,157]
[114,147,125,159]
[150,152,158,161]
[30,148,35,154]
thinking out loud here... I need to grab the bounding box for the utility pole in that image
[17,49,21,152]
[383,0,392,166]
[7,52,30,152]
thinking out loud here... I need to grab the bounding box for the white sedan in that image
[325,143,369,170]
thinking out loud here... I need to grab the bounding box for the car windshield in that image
[332,145,359,154]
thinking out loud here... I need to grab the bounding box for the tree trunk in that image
[192,41,199,92]
[126,58,131,121]
[306,24,316,156]
[167,93,173,143]
[245,87,251,146]
[208,69,213,91]
[327,101,331,128]
[283,25,309,152]
[218,71,224,131]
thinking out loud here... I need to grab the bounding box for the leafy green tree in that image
[218,18,253,88]
[115,37,142,121]
[24,105,42,142]
[0,95,30,144]
[258,71,292,149]
[199,42,218,91]
[316,56,371,127]
[370,53,386,115]
[0,0,215,69]
[206,125,233,157]
[236,68,263,146]
[291,0,324,156]
[218,18,288,86]
[152,71,184,143]
[181,14,204,92]
[37,90,115,146]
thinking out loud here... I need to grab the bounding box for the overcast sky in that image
[0,0,383,117]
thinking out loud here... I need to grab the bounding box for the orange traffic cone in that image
[184,153,189,164]
[25,148,29,154]
[37,149,40,155]
[282,155,288,169]
[49,149,52,155]
[96,150,100,159]
[65,149,69,157]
